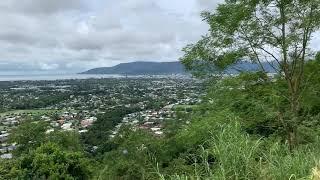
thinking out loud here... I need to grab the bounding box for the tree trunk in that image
[286,78,301,151]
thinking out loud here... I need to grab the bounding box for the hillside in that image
[80,61,277,75]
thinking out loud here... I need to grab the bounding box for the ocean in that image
[0,74,125,81]
[0,74,190,81]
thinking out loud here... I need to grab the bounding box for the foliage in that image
[81,106,140,149]
[9,120,48,155]
[96,128,162,180]
[1,143,93,180]
[9,120,85,156]
[47,131,83,152]
[160,123,320,180]
[181,0,320,76]
[181,0,320,149]
[0,159,24,179]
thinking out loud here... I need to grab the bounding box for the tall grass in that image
[262,141,320,179]
[160,122,320,180]
[208,123,261,179]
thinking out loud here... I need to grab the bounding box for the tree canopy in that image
[181,0,320,149]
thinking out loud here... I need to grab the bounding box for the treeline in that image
[81,106,140,153]
[10,93,70,110]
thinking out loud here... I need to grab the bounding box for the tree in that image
[47,131,83,152]
[181,0,320,149]
[9,120,48,155]
[17,143,92,179]
[10,120,84,156]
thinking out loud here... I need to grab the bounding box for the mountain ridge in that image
[80,61,277,75]
[80,61,186,75]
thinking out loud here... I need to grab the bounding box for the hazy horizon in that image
[0,60,184,76]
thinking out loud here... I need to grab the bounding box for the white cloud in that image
[9,0,318,74]
[40,63,59,70]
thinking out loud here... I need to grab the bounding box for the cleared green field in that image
[0,109,60,117]
[173,105,198,111]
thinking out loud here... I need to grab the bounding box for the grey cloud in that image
[67,36,106,51]
[0,0,223,74]
[9,0,86,15]
[196,0,223,10]
[0,31,39,45]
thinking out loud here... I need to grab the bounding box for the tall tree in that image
[181,0,320,149]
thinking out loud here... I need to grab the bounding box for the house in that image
[61,123,72,131]
[81,117,96,128]
[46,129,54,134]
[57,119,65,125]
[154,131,164,135]
[0,133,9,143]
[0,153,12,159]
[151,127,161,132]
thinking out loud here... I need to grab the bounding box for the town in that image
[0,77,204,159]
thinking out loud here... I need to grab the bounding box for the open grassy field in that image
[0,109,60,117]
[173,105,198,111]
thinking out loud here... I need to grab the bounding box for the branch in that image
[258,46,281,65]
[240,27,267,73]
[263,55,282,75]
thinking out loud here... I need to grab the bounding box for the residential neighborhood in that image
[0,77,203,158]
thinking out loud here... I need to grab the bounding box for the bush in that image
[0,143,94,180]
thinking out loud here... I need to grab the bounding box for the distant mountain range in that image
[80,61,186,75]
[226,61,277,74]
[80,61,277,75]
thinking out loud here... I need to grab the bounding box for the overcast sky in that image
[0,0,224,75]
[1,0,319,75]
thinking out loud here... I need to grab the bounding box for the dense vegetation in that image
[2,58,320,179]
[1,0,320,179]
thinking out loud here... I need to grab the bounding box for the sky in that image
[0,1,319,75]
[0,0,223,75]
